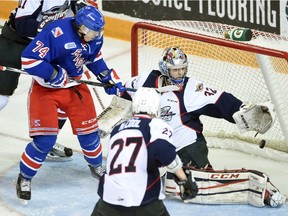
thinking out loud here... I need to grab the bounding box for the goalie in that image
[111,46,285,207]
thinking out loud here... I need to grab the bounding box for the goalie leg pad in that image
[164,171,181,198]
[182,167,280,207]
[97,96,132,138]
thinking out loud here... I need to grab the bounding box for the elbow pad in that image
[167,155,183,173]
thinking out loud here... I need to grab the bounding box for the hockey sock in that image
[58,118,67,130]
[20,135,57,179]
[57,108,67,130]
[77,132,102,166]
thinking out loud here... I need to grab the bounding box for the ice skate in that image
[46,143,73,161]
[89,164,106,180]
[264,189,287,207]
[16,174,31,205]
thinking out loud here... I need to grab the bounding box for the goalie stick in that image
[0,65,180,93]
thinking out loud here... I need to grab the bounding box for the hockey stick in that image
[73,79,180,93]
[0,66,116,88]
[0,65,180,92]
[0,65,28,74]
[83,67,106,110]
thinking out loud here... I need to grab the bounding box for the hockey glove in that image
[97,69,125,96]
[104,82,125,96]
[233,101,276,134]
[175,170,198,200]
[48,66,68,88]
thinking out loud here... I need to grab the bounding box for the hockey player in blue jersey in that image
[0,0,98,160]
[92,87,198,216]
[16,6,125,203]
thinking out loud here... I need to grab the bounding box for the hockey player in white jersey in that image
[91,87,198,216]
[121,47,286,207]
[0,0,97,160]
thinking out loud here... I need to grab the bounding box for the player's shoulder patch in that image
[51,27,64,38]
[64,42,77,49]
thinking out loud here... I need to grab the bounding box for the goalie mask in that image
[159,47,188,86]
[74,6,104,41]
[132,87,160,117]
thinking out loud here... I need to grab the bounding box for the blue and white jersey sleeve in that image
[184,78,242,122]
[184,78,224,112]
[148,118,176,166]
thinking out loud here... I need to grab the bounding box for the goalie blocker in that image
[164,167,286,207]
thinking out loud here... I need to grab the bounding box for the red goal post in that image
[131,21,288,161]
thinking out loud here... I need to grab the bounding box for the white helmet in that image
[158,47,188,85]
[132,87,160,117]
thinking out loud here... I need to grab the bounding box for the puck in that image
[259,140,266,149]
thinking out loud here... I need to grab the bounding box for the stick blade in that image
[0,66,6,71]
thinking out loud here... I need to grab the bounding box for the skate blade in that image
[46,155,73,162]
[19,198,28,206]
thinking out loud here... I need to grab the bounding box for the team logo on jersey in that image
[160,106,175,122]
[195,83,204,92]
[64,42,77,49]
[72,49,85,70]
[51,27,63,38]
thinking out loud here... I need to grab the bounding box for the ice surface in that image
[0,21,287,216]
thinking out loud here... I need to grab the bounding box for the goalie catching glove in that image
[97,69,125,96]
[232,101,276,134]
[174,169,198,200]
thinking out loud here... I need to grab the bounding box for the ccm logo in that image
[82,118,97,125]
[210,173,240,179]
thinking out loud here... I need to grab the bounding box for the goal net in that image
[131,21,288,162]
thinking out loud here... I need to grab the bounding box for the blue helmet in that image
[159,47,188,85]
[74,6,104,40]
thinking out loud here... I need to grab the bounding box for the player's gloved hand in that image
[175,170,198,200]
[48,65,68,88]
[97,69,114,84]
[104,82,125,96]
[97,69,125,96]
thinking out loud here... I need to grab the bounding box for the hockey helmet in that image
[132,87,160,117]
[159,47,188,85]
[74,6,104,40]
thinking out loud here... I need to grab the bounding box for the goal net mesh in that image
[131,21,288,161]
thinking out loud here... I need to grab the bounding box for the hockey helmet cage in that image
[74,6,104,40]
[159,47,188,85]
[132,87,160,117]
